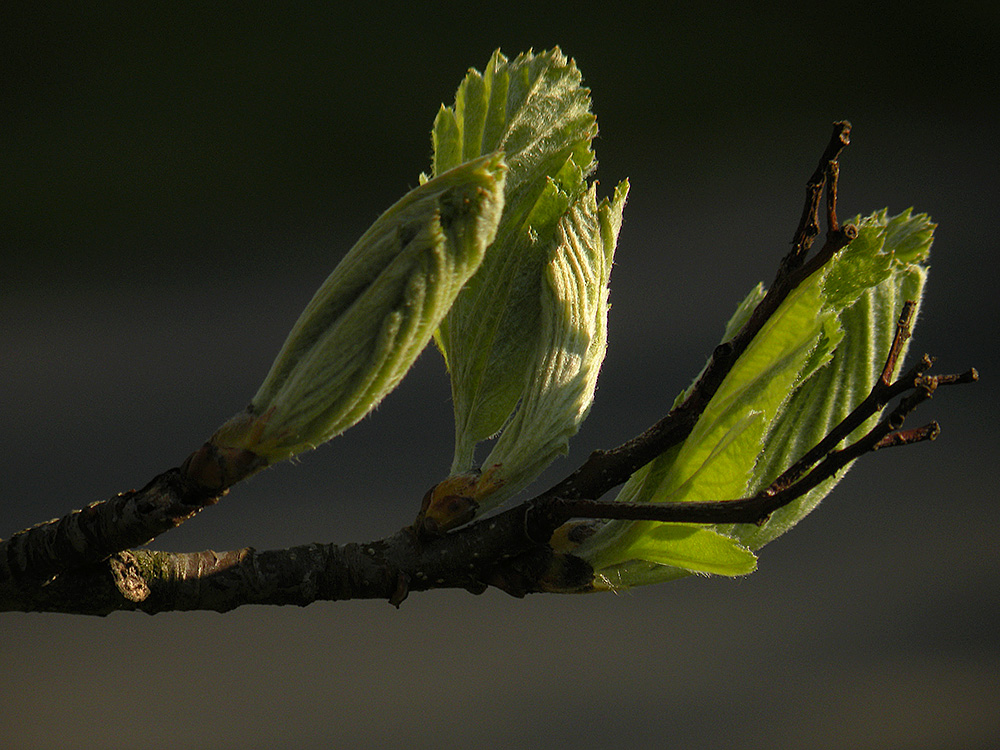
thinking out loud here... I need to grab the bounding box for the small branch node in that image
[880,301,918,385]
[389,571,410,608]
[875,423,941,450]
[927,368,980,387]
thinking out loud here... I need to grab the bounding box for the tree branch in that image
[0,337,973,613]
[0,122,977,614]
[0,318,975,612]
[0,470,222,589]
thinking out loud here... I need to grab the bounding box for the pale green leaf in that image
[209,154,507,466]
[430,48,600,471]
[727,209,932,548]
[577,259,833,574]
[475,179,628,509]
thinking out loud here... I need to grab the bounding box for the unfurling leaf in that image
[475,180,627,508]
[414,48,628,533]
[608,524,757,578]
[573,209,933,589]
[431,48,599,469]
[191,154,507,487]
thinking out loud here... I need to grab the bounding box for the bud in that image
[187,154,507,489]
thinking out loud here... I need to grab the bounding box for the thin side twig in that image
[529,338,975,534]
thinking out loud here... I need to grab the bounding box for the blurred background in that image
[2,2,997,748]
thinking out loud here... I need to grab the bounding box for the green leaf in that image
[727,209,932,548]
[475,179,628,509]
[574,209,933,588]
[430,48,600,472]
[206,154,507,471]
[415,50,630,534]
[617,524,757,577]
[577,260,833,573]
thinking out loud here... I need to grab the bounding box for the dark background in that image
[3,3,997,748]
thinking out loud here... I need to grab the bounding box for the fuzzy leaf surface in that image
[430,48,600,471]
[210,154,507,465]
